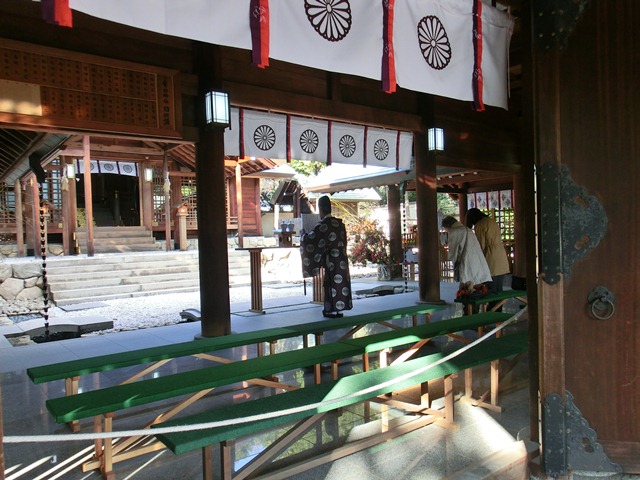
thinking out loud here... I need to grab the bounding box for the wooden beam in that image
[82,136,95,256]
[225,81,423,132]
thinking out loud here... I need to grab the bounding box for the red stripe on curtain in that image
[472,0,485,111]
[239,109,245,158]
[250,0,270,68]
[286,115,291,163]
[381,0,396,93]
[41,0,73,27]
[327,121,332,165]
[363,126,368,167]
[396,131,401,170]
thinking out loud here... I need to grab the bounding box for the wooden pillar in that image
[458,192,468,225]
[196,43,231,337]
[141,163,153,229]
[534,45,565,473]
[0,384,4,480]
[27,177,38,256]
[14,181,24,256]
[235,163,244,248]
[171,173,183,250]
[513,174,527,278]
[61,162,70,255]
[387,184,402,272]
[163,151,172,251]
[68,162,77,254]
[83,135,94,257]
[414,131,444,303]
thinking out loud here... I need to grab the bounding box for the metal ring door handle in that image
[588,286,616,320]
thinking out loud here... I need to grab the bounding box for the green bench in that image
[153,332,528,480]
[342,311,513,370]
[46,340,367,479]
[287,303,446,348]
[455,289,527,315]
[27,302,443,431]
[43,311,510,479]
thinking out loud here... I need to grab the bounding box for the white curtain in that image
[242,109,288,160]
[289,116,329,163]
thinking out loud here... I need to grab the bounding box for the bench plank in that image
[286,304,445,337]
[28,304,445,385]
[27,327,294,384]
[154,332,528,455]
[342,312,512,353]
[45,342,364,424]
[454,290,527,306]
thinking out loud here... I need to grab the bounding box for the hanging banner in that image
[480,5,514,110]
[394,0,476,104]
[242,109,288,159]
[269,0,384,81]
[467,194,477,209]
[330,122,365,165]
[366,127,398,169]
[69,0,253,49]
[224,107,241,157]
[74,159,139,176]
[474,192,488,209]
[488,190,500,209]
[69,1,513,108]
[397,131,414,170]
[500,189,513,209]
[289,116,329,163]
[42,0,73,27]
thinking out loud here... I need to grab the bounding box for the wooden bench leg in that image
[93,415,103,464]
[65,376,80,432]
[491,359,500,407]
[461,364,503,413]
[220,440,233,480]
[101,413,115,480]
[420,380,430,407]
[444,374,455,423]
[203,445,214,480]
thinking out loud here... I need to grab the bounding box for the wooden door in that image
[533,1,640,474]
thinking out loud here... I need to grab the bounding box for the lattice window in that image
[151,168,165,225]
[179,177,197,228]
[0,183,16,227]
[480,207,515,243]
[43,159,63,226]
[483,207,515,271]
[225,181,237,228]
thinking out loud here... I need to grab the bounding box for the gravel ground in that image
[44,283,312,334]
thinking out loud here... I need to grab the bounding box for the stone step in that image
[51,278,200,301]
[48,269,201,290]
[46,251,200,268]
[74,226,159,254]
[45,248,253,305]
[47,264,200,281]
[47,257,245,276]
[76,227,153,239]
[53,274,252,304]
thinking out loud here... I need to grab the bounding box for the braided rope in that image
[4,309,526,444]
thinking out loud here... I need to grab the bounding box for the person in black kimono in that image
[300,195,353,318]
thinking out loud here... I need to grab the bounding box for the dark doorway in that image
[76,173,140,226]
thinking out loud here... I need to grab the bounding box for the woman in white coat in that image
[441,216,492,288]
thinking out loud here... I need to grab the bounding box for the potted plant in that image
[349,219,400,280]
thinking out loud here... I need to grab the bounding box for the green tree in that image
[437,193,458,216]
[289,159,325,176]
